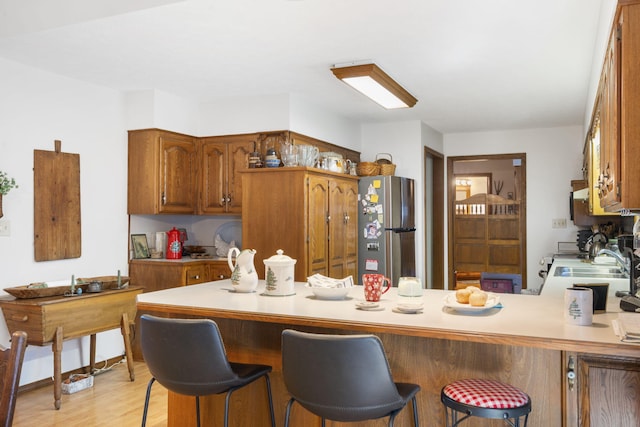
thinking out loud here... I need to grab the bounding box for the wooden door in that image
[199,139,226,214]
[226,139,254,213]
[307,176,329,276]
[159,136,197,214]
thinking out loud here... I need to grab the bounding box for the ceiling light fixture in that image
[331,63,417,109]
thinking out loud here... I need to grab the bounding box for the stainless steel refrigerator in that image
[358,176,416,286]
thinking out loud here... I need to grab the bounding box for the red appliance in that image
[166,227,183,259]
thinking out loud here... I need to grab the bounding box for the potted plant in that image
[0,171,18,218]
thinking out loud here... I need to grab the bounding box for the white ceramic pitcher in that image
[227,248,259,292]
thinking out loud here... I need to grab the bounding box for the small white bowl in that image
[306,284,350,300]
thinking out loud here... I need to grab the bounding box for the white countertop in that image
[137,279,640,356]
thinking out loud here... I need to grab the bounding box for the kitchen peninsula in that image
[136,281,640,427]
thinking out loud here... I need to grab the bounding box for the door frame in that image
[424,147,445,289]
[447,153,527,290]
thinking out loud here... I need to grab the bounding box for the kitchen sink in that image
[553,266,628,279]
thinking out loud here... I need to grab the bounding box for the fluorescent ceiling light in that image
[331,63,417,109]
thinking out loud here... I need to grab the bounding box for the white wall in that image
[444,126,584,290]
[0,57,130,385]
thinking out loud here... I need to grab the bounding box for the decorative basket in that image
[376,153,396,176]
[4,284,87,299]
[356,162,380,176]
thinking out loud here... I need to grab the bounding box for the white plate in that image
[443,292,500,312]
[215,221,242,249]
[356,301,384,311]
[392,306,423,314]
[357,306,385,311]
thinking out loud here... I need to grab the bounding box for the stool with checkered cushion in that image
[441,379,531,427]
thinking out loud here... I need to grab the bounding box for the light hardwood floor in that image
[13,360,168,427]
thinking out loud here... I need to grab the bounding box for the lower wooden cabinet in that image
[129,259,230,292]
[564,351,640,427]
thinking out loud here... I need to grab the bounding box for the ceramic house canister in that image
[263,249,297,296]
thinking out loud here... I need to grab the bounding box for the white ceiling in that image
[0,0,605,134]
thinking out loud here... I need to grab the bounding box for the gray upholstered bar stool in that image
[140,315,275,427]
[441,378,531,427]
[281,329,421,427]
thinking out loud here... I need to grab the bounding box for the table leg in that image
[52,326,63,410]
[89,333,96,374]
[121,312,135,381]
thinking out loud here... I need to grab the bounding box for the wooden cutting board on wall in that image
[34,140,81,261]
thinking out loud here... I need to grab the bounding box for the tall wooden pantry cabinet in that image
[241,167,359,282]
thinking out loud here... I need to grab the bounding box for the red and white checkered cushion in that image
[443,379,530,409]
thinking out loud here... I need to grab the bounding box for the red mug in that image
[362,274,391,302]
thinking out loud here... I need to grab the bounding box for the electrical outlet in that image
[0,220,10,236]
[552,218,567,229]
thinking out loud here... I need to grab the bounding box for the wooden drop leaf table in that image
[0,286,142,409]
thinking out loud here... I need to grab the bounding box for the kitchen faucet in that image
[598,247,638,297]
[597,248,631,275]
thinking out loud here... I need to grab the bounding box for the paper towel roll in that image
[155,232,166,258]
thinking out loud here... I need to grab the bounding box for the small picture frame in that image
[131,234,150,259]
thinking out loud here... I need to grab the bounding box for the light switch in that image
[0,220,10,236]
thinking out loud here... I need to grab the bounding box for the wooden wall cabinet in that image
[241,168,359,282]
[564,352,640,427]
[199,133,285,214]
[594,3,640,212]
[128,129,197,214]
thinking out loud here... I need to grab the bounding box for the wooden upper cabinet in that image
[597,3,640,212]
[200,133,285,214]
[199,139,226,214]
[128,129,197,214]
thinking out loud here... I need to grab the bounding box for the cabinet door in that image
[343,180,359,279]
[328,180,347,278]
[327,178,358,279]
[160,136,197,213]
[200,140,226,214]
[307,176,329,276]
[226,139,254,213]
[565,352,640,427]
[599,24,621,209]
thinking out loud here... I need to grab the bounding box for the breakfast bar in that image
[136,280,640,427]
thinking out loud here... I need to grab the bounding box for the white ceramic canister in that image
[263,249,297,296]
[564,287,593,326]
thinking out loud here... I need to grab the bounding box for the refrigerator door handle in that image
[385,227,417,233]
